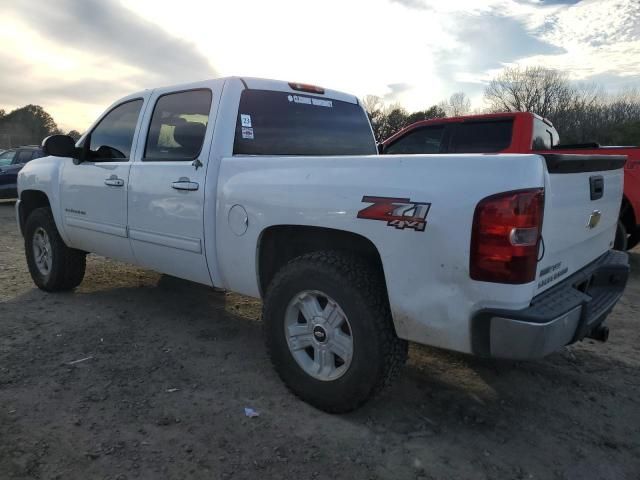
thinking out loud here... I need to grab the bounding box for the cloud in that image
[389,0,431,10]
[0,0,217,129]
[454,12,565,71]
[383,83,414,103]
[6,0,216,85]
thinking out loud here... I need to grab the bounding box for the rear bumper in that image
[472,250,629,360]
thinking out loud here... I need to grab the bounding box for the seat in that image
[173,122,206,158]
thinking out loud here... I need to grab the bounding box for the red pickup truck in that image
[380,111,640,250]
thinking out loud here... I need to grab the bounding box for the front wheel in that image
[24,207,86,292]
[263,251,408,413]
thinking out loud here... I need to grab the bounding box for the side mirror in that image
[42,135,79,160]
[377,143,385,154]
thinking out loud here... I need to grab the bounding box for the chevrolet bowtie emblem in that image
[587,210,602,229]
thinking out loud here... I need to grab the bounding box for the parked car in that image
[0,146,45,199]
[16,78,629,412]
[380,112,640,250]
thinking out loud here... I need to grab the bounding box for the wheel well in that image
[257,225,386,296]
[19,190,51,233]
[620,196,636,232]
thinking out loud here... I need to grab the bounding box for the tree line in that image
[0,105,79,149]
[365,66,640,145]
[2,66,639,149]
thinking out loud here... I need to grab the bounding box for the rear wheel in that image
[24,207,86,292]
[263,251,407,413]
[614,220,628,251]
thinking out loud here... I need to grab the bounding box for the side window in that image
[86,99,143,161]
[449,120,513,153]
[15,150,33,163]
[385,126,445,154]
[0,150,16,166]
[532,118,552,150]
[30,150,45,161]
[144,89,212,161]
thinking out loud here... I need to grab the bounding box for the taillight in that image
[470,188,544,284]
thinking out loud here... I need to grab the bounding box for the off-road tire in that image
[24,207,86,292]
[263,250,408,413]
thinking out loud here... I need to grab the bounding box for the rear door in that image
[536,154,625,292]
[127,84,220,285]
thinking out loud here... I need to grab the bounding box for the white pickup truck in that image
[16,77,629,412]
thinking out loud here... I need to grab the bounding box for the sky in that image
[0,0,638,131]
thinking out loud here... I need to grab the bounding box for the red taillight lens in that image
[470,188,544,284]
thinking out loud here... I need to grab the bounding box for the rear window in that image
[233,90,376,156]
[449,120,513,153]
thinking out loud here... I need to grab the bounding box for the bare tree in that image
[442,92,471,116]
[484,66,579,118]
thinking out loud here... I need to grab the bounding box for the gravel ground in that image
[1,199,639,480]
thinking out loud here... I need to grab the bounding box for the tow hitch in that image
[587,325,609,342]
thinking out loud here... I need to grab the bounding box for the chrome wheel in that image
[284,290,354,381]
[32,227,52,276]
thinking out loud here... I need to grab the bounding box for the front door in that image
[60,98,145,262]
[127,88,215,285]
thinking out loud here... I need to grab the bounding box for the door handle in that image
[171,178,199,191]
[104,175,124,187]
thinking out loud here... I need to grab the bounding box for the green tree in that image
[67,130,82,141]
[0,104,61,146]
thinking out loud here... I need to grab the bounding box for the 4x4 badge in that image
[357,196,431,232]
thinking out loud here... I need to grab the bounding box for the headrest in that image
[173,122,206,154]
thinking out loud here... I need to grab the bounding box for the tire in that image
[263,251,408,413]
[627,229,640,251]
[614,220,628,251]
[24,207,86,292]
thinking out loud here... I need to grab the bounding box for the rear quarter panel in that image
[215,153,546,353]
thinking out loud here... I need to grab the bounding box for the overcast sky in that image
[1,0,638,131]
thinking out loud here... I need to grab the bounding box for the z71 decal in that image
[357,196,431,232]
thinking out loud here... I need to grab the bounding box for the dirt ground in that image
[0,200,639,480]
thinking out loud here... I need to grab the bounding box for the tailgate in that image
[536,154,626,293]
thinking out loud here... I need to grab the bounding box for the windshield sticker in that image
[312,98,333,108]
[357,196,431,232]
[287,95,333,108]
[240,114,252,127]
[241,127,254,140]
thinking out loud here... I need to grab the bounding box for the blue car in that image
[0,146,45,199]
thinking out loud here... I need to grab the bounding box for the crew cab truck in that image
[380,111,640,250]
[16,78,629,412]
